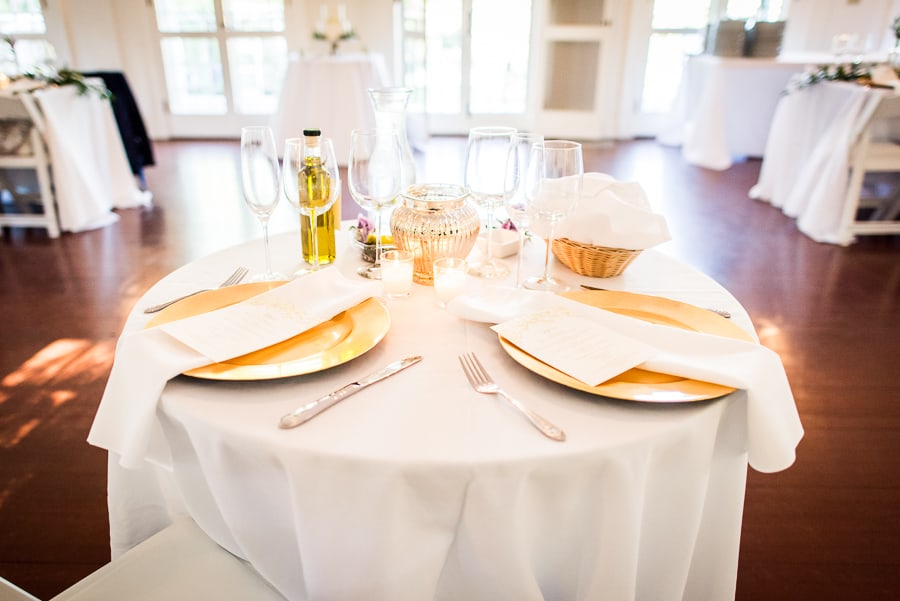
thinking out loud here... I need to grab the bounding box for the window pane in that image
[469,0,531,114]
[640,32,704,113]
[424,0,461,115]
[652,0,710,29]
[227,36,286,114]
[0,0,45,34]
[161,37,226,114]
[2,37,53,74]
[223,0,284,32]
[154,0,216,33]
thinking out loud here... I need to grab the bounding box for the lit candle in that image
[433,258,468,307]
[381,250,414,298]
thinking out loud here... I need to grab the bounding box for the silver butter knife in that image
[278,355,423,429]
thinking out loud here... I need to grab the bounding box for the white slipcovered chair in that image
[0,517,286,601]
[0,93,59,238]
[838,92,900,239]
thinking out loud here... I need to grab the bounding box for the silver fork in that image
[143,266,249,314]
[458,352,566,442]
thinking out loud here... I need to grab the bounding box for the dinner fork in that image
[458,352,566,442]
[143,266,249,314]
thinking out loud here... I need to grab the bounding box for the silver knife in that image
[278,356,423,429]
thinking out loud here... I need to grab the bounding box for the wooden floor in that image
[1,137,898,600]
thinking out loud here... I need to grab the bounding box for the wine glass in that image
[504,131,543,288]
[281,135,340,276]
[347,128,403,280]
[523,140,583,292]
[240,126,286,282]
[464,126,516,279]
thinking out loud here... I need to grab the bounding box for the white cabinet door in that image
[532,0,629,140]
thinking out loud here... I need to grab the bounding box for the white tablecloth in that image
[749,81,894,245]
[29,83,151,232]
[658,55,807,170]
[98,230,798,601]
[270,53,390,165]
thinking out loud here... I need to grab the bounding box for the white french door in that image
[401,0,533,135]
[149,0,290,138]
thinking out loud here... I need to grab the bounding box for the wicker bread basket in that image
[551,237,642,278]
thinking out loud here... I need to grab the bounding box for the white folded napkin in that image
[448,287,802,473]
[554,173,671,250]
[89,269,379,469]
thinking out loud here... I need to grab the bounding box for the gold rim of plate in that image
[498,289,756,403]
[145,281,390,381]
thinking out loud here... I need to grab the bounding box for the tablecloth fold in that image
[449,286,802,473]
[89,269,378,469]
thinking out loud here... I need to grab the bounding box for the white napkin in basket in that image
[554,173,671,250]
[448,286,802,473]
[89,269,379,469]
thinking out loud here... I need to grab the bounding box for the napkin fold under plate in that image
[89,269,379,470]
[554,173,671,250]
[448,287,803,473]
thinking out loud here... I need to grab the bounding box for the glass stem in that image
[374,208,383,268]
[515,230,525,288]
[262,218,273,277]
[485,205,495,265]
[310,210,320,272]
[542,222,555,281]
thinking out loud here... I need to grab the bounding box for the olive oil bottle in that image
[299,129,338,264]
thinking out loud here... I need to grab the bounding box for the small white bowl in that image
[477,229,520,258]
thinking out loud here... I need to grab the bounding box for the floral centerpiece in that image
[785,60,876,94]
[313,4,356,55]
[3,36,110,99]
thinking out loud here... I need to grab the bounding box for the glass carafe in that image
[368,87,417,189]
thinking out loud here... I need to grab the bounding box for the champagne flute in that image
[282,132,340,276]
[524,140,583,292]
[348,128,402,280]
[464,126,516,279]
[504,131,543,288]
[240,126,286,282]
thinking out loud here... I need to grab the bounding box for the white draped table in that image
[749,81,895,245]
[270,53,390,165]
[98,229,796,601]
[658,55,807,170]
[2,81,152,233]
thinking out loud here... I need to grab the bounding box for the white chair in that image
[0,517,286,601]
[0,93,59,238]
[838,93,900,240]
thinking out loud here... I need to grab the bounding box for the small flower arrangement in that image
[350,214,394,262]
[784,61,875,94]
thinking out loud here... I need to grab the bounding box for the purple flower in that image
[500,218,517,232]
[354,214,374,242]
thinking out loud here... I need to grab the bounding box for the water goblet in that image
[523,140,583,292]
[464,126,517,279]
[282,134,340,276]
[240,126,286,282]
[504,131,543,287]
[348,128,403,280]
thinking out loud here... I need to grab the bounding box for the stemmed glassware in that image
[464,126,516,279]
[240,126,286,282]
[347,128,403,280]
[281,134,340,276]
[523,140,583,292]
[504,131,543,288]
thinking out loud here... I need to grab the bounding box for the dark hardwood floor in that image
[1,137,898,600]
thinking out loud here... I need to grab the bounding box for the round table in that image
[106,229,759,601]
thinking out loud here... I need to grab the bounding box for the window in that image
[153,0,287,116]
[0,0,55,75]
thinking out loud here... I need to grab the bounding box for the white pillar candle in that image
[381,250,414,298]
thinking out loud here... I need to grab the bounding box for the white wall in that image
[782,0,900,54]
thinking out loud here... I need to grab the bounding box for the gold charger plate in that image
[498,289,755,403]
[145,282,390,381]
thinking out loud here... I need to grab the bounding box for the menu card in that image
[491,309,656,386]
